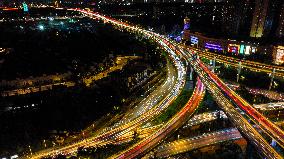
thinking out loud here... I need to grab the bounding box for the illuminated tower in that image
[250,0,269,38]
[182,16,191,41]
[183,16,190,30]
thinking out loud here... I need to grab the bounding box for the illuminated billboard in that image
[228,44,240,54]
[245,46,251,55]
[251,47,257,53]
[239,45,245,54]
[23,2,28,12]
[190,36,198,44]
[205,43,223,51]
[275,46,284,65]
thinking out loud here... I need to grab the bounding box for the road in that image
[102,110,228,146]
[77,9,284,159]
[109,78,205,159]
[74,10,284,158]
[111,61,177,128]
[227,82,284,101]
[191,47,284,77]
[22,8,284,159]
[176,45,283,158]
[23,9,187,159]
[254,102,284,111]
[110,107,284,147]
[183,110,227,129]
[154,128,242,158]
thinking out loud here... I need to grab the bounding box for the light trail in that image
[23,9,187,159]
[190,47,284,77]
[109,78,205,159]
[177,46,283,159]
[155,128,242,158]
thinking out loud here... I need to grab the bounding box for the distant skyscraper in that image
[275,2,284,38]
[250,0,284,38]
[250,0,269,38]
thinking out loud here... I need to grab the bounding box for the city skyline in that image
[0,1,284,159]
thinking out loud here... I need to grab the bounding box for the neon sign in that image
[205,43,223,51]
[184,23,190,30]
[23,2,28,12]
[245,46,251,55]
[228,44,239,54]
[251,47,256,53]
[275,46,284,65]
[239,45,245,54]
[190,36,198,44]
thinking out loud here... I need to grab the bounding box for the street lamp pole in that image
[28,145,33,156]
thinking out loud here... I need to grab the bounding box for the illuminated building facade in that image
[275,3,284,38]
[250,0,269,38]
[184,31,258,55]
[250,0,284,38]
[273,46,284,65]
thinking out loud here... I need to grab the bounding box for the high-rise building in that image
[250,0,284,38]
[250,0,269,38]
[275,2,284,38]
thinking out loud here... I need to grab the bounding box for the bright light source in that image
[10,155,18,159]
[38,25,44,30]
[48,17,54,21]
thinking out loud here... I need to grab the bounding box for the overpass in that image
[23,9,284,159]
[78,9,284,159]
[179,45,284,158]
[23,9,188,159]
[154,128,242,158]
[190,47,284,78]
[108,78,205,159]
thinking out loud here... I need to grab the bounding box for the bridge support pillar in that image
[212,56,216,73]
[269,68,275,90]
[185,66,195,90]
[242,139,264,159]
[189,66,193,81]
[237,61,242,82]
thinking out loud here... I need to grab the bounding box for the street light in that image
[43,140,47,148]
[38,25,44,31]
[28,145,32,156]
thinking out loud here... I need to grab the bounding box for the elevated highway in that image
[109,79,205,159]
[23,9,187,159]
[155,128,242,158]
[189,47,284,77]
[22,9,284,159]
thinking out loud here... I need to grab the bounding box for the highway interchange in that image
[25,8,188,159]
[21,8,284,159]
